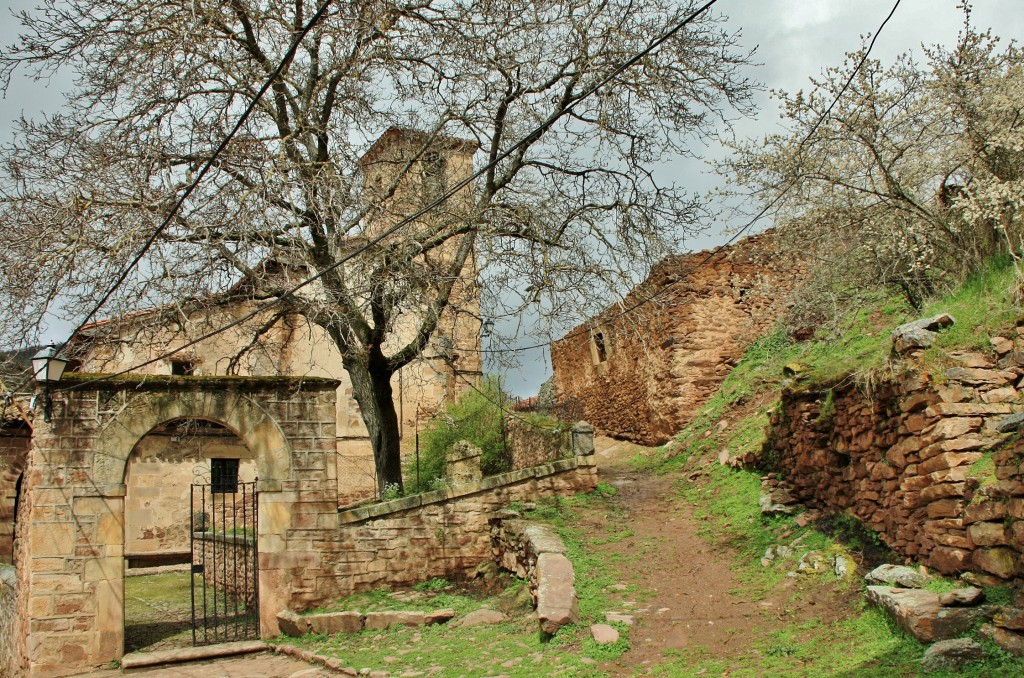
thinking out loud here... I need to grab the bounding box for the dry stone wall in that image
[551,230,807,445]
[763,339,1024,582]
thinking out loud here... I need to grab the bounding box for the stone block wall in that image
[764,346,1024,581]
[0,564,18,678]
[332,455,597,597]
[551,230,808,445]
[0,429,28,565]
[195,532,258,606]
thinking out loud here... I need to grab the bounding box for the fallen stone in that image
[424,609,456,625]
[536,552,579,635]
[893,315,955,353]
[363,611,426,630]
[833,556,850,578]
[938,587,985,607]
[920,638,986,673]
[759,493,798,516]
[277,611,311,637]
[456,608,506,627]
[981,624,1024,656]
[308,611,363,635]
[794,509,821,527]
[865,586,993,642]
[605,612,635,626]
[866,564,931,588]
[994,607,1024,631]
[590,624,620,645]
[996,412,1024,433]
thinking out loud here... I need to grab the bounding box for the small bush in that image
[406,377,512,493]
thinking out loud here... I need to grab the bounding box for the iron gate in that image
[190,480,259,645]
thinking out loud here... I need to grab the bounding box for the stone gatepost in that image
[446,441,483,485]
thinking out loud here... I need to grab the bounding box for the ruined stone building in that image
[0,128,483,568]
[550,230,807,445]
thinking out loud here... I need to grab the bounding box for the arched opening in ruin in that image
[123,417,257,653]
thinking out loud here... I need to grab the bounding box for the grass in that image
[287,486,631,677]
[625,256,1024,675]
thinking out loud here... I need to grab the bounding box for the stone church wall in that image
[551,230,807,445]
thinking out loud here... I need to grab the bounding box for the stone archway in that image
[13,375,344,678]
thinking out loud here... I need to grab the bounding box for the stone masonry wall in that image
[505,417,571,471]
[332,455,597,597]
[0,430,28,565]
[195,532,258,607]
[551,230,807,445]
[0,564,18,678]
[764,341,1024,581]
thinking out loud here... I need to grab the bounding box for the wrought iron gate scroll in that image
[190,481,260,645]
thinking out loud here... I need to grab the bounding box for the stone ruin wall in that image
[764,341,1024,582]
[505,416,573,471]
[551,230,807,445]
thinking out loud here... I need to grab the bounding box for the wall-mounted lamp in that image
[32,345,68,423]
[481,319,495,337]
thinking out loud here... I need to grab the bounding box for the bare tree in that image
[717,4,1024,314]
[0,0,753,491]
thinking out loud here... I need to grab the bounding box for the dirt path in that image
[585,436,827,674]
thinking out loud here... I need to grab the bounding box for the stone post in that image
[446,441,483,485]
[571,421,595,457]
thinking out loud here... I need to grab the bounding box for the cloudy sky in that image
[2,0,1023,394]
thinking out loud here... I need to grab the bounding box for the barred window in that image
[211,458,239,494]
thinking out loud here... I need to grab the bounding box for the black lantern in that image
[32,345,68,422]
[481,319,495,337]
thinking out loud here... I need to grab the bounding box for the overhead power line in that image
[55,0,722,391]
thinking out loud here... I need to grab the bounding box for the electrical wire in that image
[54,0,723,392]
[459,0,904,357]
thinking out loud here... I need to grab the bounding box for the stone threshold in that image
[120,640,267,671]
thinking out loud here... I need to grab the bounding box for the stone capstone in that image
[937,587,985,607]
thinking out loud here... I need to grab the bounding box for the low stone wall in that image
[332,455,597,598]
[492,519,578,634]
[0,564,19,678]
[194,532,258,607]
[763,346,1024,581]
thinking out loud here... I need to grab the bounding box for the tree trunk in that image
[345,353,404,496]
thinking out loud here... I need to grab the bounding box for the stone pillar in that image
[446,441,482,485]
[571,421,595,457]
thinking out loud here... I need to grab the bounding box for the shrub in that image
[406,378,511,493]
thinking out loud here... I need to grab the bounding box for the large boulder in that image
[921,638,986,673]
